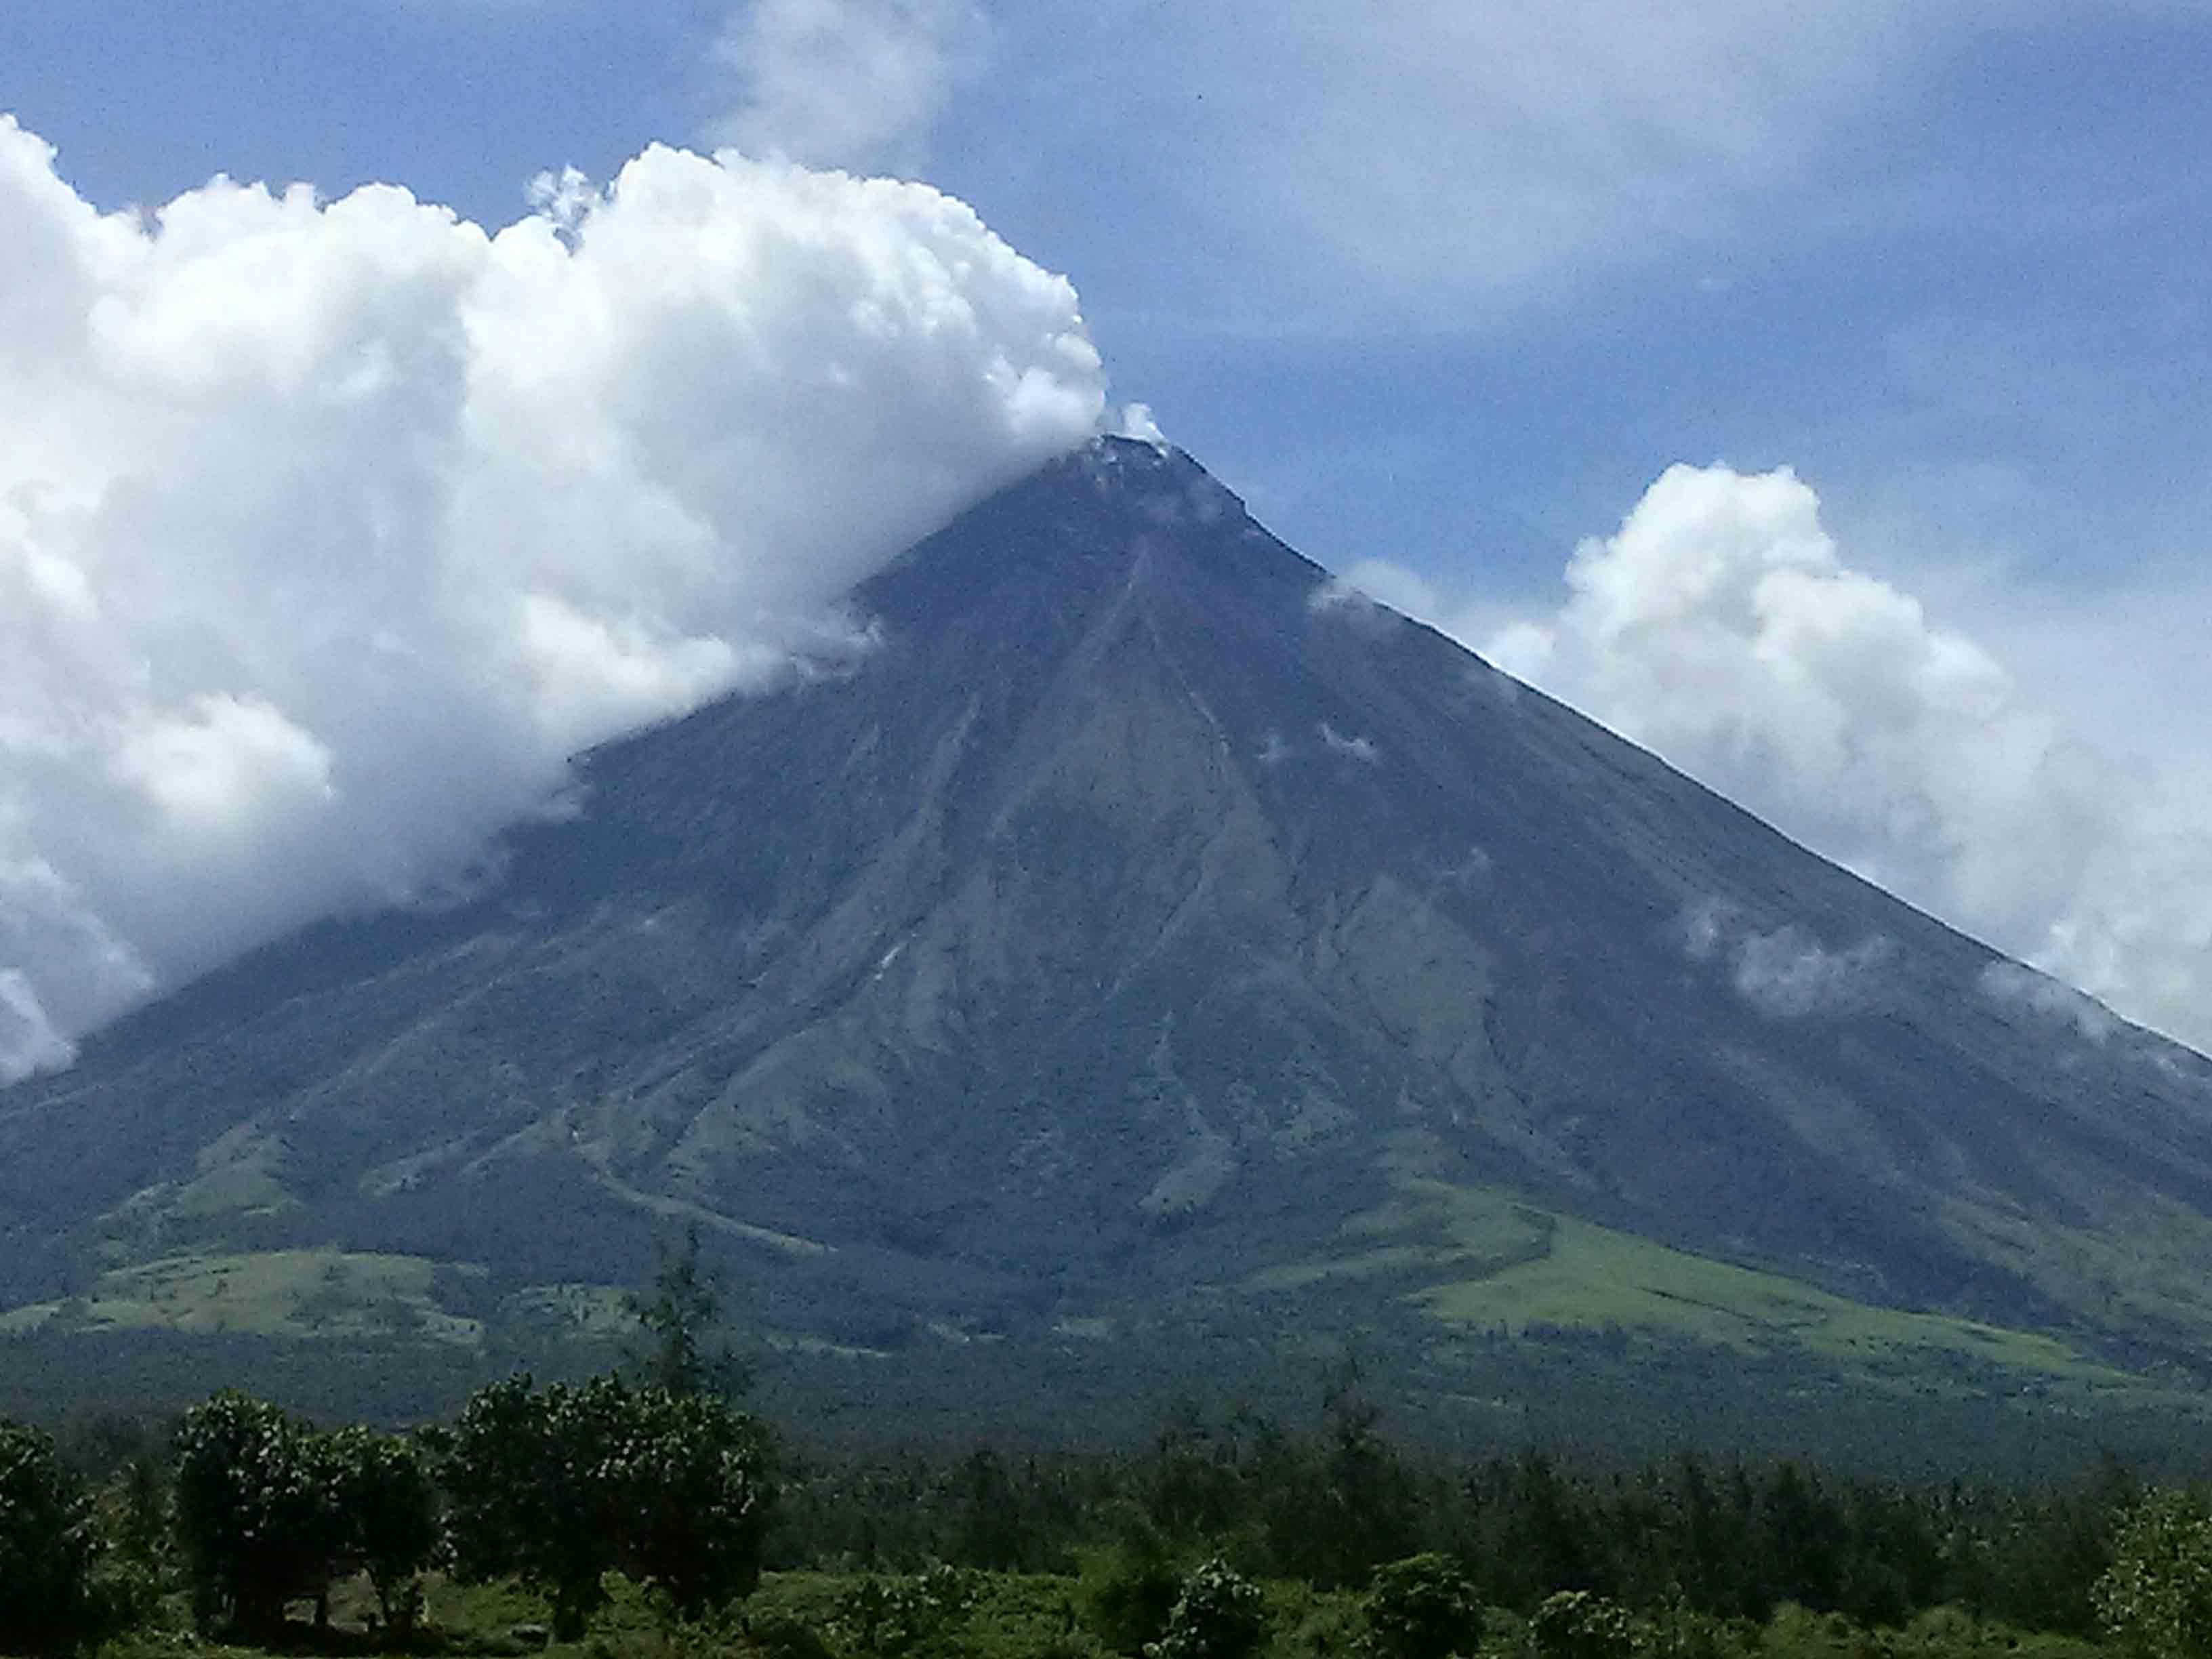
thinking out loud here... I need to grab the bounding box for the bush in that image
[1530,1589,1635,1659]
[1082,1523,1186,1655]
[831,1563,981,1656]
[742,1611,842,1659]
[0,1418,102,1654]
[1144,1558,1266,1659]
[1362,1553,1482,1659]
[2094,1487,2212,1658]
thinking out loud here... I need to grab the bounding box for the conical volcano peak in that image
[1059,432,1252,526]
[856,432,1322,635]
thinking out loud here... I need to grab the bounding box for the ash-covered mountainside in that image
[8,436,2212,1383]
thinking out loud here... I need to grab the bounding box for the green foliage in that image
[0,1416,102,1654]
[1288,1359,1419,1590]
[325,1425,439,1629]
[1361,1553,1481,1659]
[1530,1589,1635,1659]
[2093,1486,2212,1656]
[171,1391,344,1635]
[831,1562,982,1656]
[1081,1523,1187,1654]
[170,1392,438,1639]
[441,1372,774,1639]
[626,1225,750,1400]
[1143,1557,1266,1659]
[742,1611,844,1659]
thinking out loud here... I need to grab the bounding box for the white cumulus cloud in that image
[1732,926,1890,1020]
[708,0,987,172]
[0,115,1105,1083]
[1486,464,2212,1052]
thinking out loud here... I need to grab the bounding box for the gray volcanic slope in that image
[7,436,2212,1390]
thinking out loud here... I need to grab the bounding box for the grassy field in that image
[0,1250,481,1344]
[1256,1174,2141,1393]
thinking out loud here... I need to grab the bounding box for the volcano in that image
[7,437,2212,1439]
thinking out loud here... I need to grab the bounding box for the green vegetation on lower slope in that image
[1252,1171,2136,1391]
[0,1250,483,1343]
[13,1231,2212,1659]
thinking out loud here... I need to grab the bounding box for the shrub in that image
[1144,1557,1266,1659]
[742,1611,842,1659]
[0,1417,102,1654]
[830,1563,981,1656]
[1530,1589,1635,1659]
[2094,1487,2212,1658]
[1362,1552,1482,1659]
[1082,1523,1185,1655]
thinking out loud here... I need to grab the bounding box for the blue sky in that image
[8,3,2209,603]
[5,1,2212,1056]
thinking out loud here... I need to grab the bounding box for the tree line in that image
[10,1255,2212,1658]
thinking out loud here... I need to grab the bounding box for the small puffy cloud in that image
[1496,464,2212,1052]
[1340,558,1439,620]
[1677,899,1887,1019]
[708,0,987,172]
[1732,926,1889,1019]
[1318,723,1381,765]
[1680,896,1733,963]
[1113,401,1167,449]
[0,970,76,1086]
[1980,960,2120,1045]
[1307,575,1408,644]
[0,115,1105,1077]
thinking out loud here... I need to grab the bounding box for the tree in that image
[172,1392,345,1635]
[441,1375,611,1639]
[627,1224,750,1399]
[1145,1557,1267,1659]
[618,1383,775,1618]
[326,1426,440,1630]
[1292,1354,1418,1588]
[442,1372,773,1639]
[0,1418,101,1655]
[1530,1590,1635,1659]
[2094,1487,2212,1658]
[1363,1553,1483,1659]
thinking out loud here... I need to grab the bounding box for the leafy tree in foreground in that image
[1530,1589,1635,1659]
[327,1425,440,1629]
[2094,1486,2212,1657]
[173,1392,344,1635]
[171,1393,437,1637]
[1144,1557,1266,1659]
[0,1417,101,1655]
[442,1372,773,1639]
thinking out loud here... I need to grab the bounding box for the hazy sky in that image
[4,1,2212,1064]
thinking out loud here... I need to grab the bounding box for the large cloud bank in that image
[1484,465,2212,1052]
[0,116,1105,1083]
